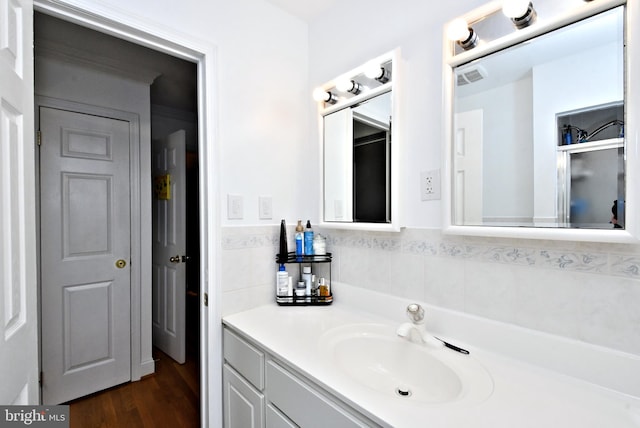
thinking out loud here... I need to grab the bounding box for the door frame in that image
[36,96,145,381]
[33,2,221,427]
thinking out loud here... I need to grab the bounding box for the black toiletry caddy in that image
[275,252,333,306]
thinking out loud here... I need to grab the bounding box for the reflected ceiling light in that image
[447,18,479,50]
[336,78,363,95]
[312,87,338,104]
[503,0,537,29]
[364,61,390,83]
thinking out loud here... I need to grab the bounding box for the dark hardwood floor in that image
[66,346,200,428]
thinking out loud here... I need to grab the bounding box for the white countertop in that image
[222,288,640,428]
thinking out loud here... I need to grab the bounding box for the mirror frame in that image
[442,0,639,243]
[317,49,402,232]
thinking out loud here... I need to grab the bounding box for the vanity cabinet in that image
[223,326,381,428]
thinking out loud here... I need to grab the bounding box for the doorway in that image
[34,9,201,418]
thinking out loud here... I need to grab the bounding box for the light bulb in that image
[336,78,354,93]
[502,0,531,19]
[312,87,328,102]
[364,61,383,80]
[447,18,471,42]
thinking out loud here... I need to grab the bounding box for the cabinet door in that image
[266,404,297,428]
[223,364,265,428]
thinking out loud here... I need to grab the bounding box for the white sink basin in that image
[318,323,493,405]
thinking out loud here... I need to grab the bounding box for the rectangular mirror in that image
[324,91,392,223]
[443,0,640,242]
[316,50,400,231]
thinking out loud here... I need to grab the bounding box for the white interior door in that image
[152,130,186,364]
[39,106,132,404]
[0,0,39,405]
[454,110,483,224]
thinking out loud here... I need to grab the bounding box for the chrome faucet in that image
[397,303,443,348]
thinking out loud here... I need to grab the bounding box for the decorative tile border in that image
[610,255,640,278]
[220,226,640,279]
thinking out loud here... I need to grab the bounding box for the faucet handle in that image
[406,303,425,324]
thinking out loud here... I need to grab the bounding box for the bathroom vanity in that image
[222,283,640,428]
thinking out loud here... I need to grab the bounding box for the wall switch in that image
[420,169,441,201]
[227,194,243,219]
[258,196,272,220]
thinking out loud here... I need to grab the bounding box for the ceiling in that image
[263,0,340,21]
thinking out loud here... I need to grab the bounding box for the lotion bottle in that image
[276,264,289,297]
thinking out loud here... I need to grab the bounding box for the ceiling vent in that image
[456,65,487,85]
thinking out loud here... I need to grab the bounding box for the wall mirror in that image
[315,49,401,231]
[443,0,640,242]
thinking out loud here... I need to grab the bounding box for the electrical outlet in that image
[420,169,441,201]
[227,194,243,219]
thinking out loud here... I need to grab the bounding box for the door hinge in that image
[39,371,43,385]
[204,293,208,307]
[36,130,42,146]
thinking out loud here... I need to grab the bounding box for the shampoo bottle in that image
[304,220,314,256]
[295,220,304,257]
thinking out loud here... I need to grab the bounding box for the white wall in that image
[59,0,312,227]
[457,76,534,221]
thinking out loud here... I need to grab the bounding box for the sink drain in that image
[395,386,412,397]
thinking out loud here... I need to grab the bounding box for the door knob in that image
[115,259,127,269]
[169,255,181,263]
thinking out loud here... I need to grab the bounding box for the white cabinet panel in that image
[266,404,297,428]
[223,364,264,428]
[266,360,373,428]
[224,328,265,390]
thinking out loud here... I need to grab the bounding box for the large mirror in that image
[443,0,640,242]
[316,50,400,231]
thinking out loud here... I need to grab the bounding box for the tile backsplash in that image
[221,225,640,355]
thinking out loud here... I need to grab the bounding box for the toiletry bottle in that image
[302,266,312,296]
[276,264,289,297]
[295,220,304,257]
[295,281,306,297]
[304,220,314,256]
[279,219,288,261]
[318,277,329,297]
[313,233,326,255]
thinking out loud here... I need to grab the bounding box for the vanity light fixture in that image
[364,61,390,83]
[312,87,338,104]
[447,17,479,50]
[336,78,363,95]
[502,0,537,29]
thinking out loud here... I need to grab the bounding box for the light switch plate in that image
[259,196,272,220]
[227,194,243,219]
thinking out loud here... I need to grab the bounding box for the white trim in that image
[32,2,221,426]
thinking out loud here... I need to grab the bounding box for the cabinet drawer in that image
[267,360,375,428]
[223,328,265,390]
